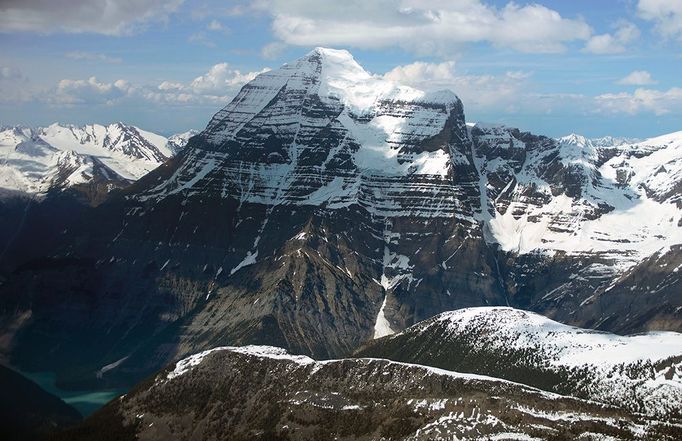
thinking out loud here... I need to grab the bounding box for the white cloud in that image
[638,0,682,40]
[258,0,592,55]
[595,87,682,115]
[65,51,123,64]
[0,0,183,36]
[47,63,270,107]
[617,70,657,86]
[188,63,269,96]
[583,21,639,54]
[51,77,133,105]
[381,60,608,118]
[261,42,288,59]
[384,61,458,84]
[383,61,531,112]
[207,20,225,31]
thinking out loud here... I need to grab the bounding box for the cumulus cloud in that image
[0,0,184,35]
[583,21,640,54]
[188,63,269,96]
[617,70,657,86]
[383,61,532,112]
[638,0,682,40]
[595,87,682,115]
[51,77,133,105]
[207,20,225,31]
[384,61,458,84]
[257,0,592,55]
[48,63,270,107]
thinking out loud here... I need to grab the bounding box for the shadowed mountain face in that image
[51,346,682,441]
[0,48,680,392]
[0,364,81,441]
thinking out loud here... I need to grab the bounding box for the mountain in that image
[0,123,195,203]
[166,129,200,155]
[51,346,681,441]
[470,123,682,332]
[0,47,680,394]
[357,307,682,419]
[0,364,81,441]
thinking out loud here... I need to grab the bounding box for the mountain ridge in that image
[357,306,682,418]
[52,345,682,441]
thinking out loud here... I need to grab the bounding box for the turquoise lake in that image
[21,371,127,417]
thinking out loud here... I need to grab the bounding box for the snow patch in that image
[373,295,395,339]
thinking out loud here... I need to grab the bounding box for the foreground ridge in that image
[358,306,682,418]
[55,345,682,441]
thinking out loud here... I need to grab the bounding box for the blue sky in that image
[0,0,681,138]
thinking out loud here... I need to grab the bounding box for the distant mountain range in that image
[0,123,197,203]
[0,48,680,440]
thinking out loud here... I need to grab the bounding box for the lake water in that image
[21,371,127,417]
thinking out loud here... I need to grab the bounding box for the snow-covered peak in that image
[204,47,462,146]
[307,46,355,60]
[369,306,682,418]
[558,133,592,148]
[557,133,641,150]
[305,47,366,77]
[305,47,456,112]
[0,123,196,199]
[147,48,472,214]
[167,129,199,154]
[431,307,682,367]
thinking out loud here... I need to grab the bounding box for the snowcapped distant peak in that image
[308,46,354,58]
[305,47,361,70]
[557,133,641,150]
[0,123,196,199]
[168,129,199,154]
[294,47,460,112]
[558,133,591,147]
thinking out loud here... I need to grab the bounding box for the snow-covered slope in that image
[167,129,199,155]
[0,123,195,198]
[471,124,682,271]
[358,306,682,418]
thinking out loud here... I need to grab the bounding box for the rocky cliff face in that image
[52,346,682,441]
[0,48,680,392]
[469,125,682,332]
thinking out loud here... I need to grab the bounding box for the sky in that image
[0,0,681,138]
